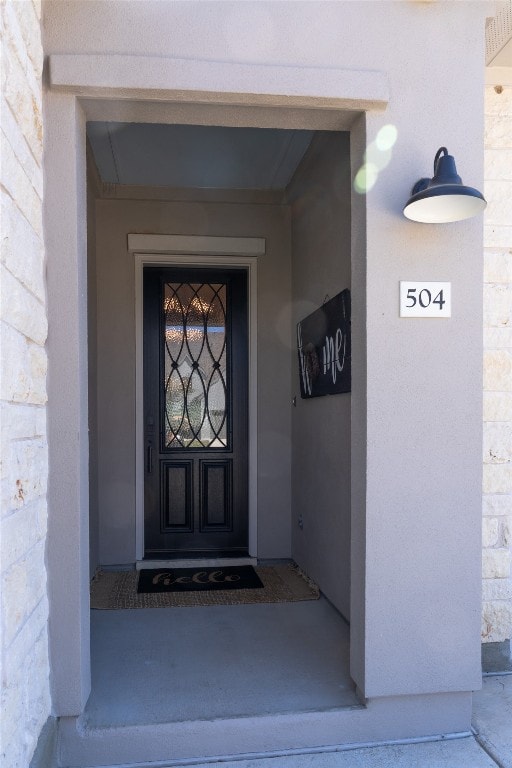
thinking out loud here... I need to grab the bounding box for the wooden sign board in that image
[297,290,351,399]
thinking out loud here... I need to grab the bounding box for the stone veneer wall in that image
[0,1,51,766]
[482,84,512,645]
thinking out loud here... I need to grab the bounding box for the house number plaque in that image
[400,281,451,318]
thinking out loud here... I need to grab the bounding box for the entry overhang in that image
[49,54,389,113]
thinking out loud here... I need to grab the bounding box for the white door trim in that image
[128,233,266,257]
[132,236,261,561]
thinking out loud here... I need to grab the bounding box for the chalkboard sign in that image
[297,290,351,398]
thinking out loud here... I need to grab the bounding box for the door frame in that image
[131,235,264,561]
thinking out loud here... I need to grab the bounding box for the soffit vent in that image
[486,0,512,64]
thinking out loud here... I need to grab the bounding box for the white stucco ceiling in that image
[86,122,314,190]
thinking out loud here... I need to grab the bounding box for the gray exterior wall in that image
[87,149,100,577]
[93,195,291,564]
[288,133,352,619]
[42,0,488,740]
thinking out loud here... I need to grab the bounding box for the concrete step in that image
[57,693,472,768]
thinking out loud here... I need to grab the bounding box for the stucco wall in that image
[93,194,291,564]
[0,1,51,766]
[87,149,100,578]
[288,133,352,618]
[42,0,488,718]
[482,83,512,645]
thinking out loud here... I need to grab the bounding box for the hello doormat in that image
[90,564,319,609]
[137,565,264,593]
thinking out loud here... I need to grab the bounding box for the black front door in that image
[143,266,248,558]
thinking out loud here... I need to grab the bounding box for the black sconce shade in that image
[403,147,486,223]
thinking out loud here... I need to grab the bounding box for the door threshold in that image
[136,557,257,570]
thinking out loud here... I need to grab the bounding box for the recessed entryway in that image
[85,119,355,752]
[87,124,353,617]
[47,49,372,756]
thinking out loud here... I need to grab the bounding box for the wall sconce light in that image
[403,147,486,223]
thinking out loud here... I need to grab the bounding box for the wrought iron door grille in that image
[163,282,228,449]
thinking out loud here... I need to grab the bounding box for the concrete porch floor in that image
[60,597,482,766]
[86,596,358,728]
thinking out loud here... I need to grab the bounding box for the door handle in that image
[147,444,153,474]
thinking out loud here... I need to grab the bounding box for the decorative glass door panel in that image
[143,267,248,558]
[164,282,227,449]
